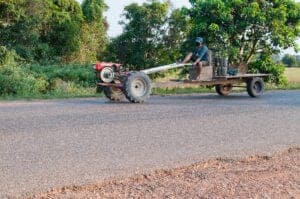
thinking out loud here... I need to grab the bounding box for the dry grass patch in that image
[285,67,300,83]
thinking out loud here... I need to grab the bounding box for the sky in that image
[77,0,299,54]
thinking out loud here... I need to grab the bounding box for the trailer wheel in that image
[103,86,124,101]
[215,84,233,96]
[123,72,152,103]
[247,77,264,97]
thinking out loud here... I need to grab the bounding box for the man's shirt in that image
[192,45,209,61]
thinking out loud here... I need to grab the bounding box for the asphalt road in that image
[0,90,300,198]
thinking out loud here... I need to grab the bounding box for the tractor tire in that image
[215,84,233,96]
[103,86,125,101]
[96,85,103,93]
[247,77,264,98]
[123,72,152,103]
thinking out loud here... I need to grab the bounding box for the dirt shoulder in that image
[30,147,299,199]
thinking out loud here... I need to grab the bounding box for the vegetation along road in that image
[0,90,299,198]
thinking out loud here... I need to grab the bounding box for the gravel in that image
[32,147,300,199]
[0,90,299,198]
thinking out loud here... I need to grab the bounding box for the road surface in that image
[0,90,299,198]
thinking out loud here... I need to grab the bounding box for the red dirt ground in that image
[30,147,300,199]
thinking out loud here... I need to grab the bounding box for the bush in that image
[0,46,97,98]
[1,68,49,96]
[0,47,48,96]
[47,79,95,97]
[248,55,288,85]
[29,64,95,88]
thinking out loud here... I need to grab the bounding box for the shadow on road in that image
[58,91,300,108]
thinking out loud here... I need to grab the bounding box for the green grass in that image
[1,83,299,101]
[152,67,300,95]
[153,83,300,96]
[285,67,300,83]
[0,87,103,101]
[1,67,299,101]
[152,86,213,95]
[266,82,300,90]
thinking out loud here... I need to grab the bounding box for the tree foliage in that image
[0,46,48,96]
[1,0,300,91]
[249,53,288,85]
[0,0,107,63]
[106,1,169,70]
[282,54,299,67]
[78,0,108,62]
[106,0,190,70]
[82,0,106,22]
[187,0,300,68]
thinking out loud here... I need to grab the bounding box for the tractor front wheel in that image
[123,72,152,103]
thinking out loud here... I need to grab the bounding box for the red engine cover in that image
[94,62,122,71]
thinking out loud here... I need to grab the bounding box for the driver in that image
[182,37,209,80]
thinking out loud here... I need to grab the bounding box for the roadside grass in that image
[153,67,300,95]
[152,86,213,95]
[1,83,299,101]
[152,83,300,95]
[0,87,102,101]
[1,67,299,101]
[266,82,300,90]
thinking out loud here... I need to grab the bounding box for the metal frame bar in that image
[141,63,192,75]
[98,82,123,88]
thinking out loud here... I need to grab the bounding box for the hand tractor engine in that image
[93,62,152,103]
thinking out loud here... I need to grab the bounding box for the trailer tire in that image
[215,84,233,96]
[123,72,152,103]
[247,77,264,98]
[103,86,124,101]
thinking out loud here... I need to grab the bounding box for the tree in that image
[0,0,85,63]
[47,0,83,62]
[0,0,38,61]
[76,0,108,62]
[187,0,300,71]
[282,54,297,67]
[106,0,170,70]
[106,1,192,70]
[82,0,106,23]
[0,0,25,27]
[164,8,191,63]
[296,55,300,65]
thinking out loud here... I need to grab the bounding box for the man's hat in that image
[195,37,204,43]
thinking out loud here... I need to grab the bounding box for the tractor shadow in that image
[62,91,300,108]
[154,93,252,101]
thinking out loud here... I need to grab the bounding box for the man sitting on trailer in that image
[182,37,209,80]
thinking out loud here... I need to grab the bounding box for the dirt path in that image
[31,148,300,199]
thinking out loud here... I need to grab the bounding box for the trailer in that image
[93,60,271,103]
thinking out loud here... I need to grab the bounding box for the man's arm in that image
[196,46,208,62]
[182,53,193,64]
[193,58,201,65]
